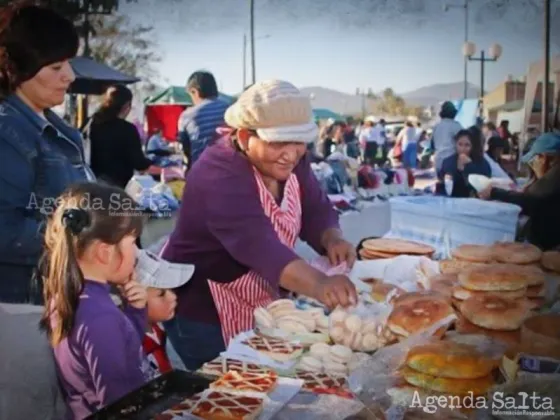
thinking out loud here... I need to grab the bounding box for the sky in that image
[119,0,559,96]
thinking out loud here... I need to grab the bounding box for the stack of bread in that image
[387,291,455,341]
[296,343,370,377]
[328,307,395,351]
[453,264,543,345]
[358,238,435,261]
[541,250,560,274]
[368,278,405,303]
[399,341,498,404]
[253,299,329,336]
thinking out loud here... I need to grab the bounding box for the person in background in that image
[440,129,491,197]
[482,121,499,149]
[498,120,512,154]
[141,270,192,378]
[359,116,379,165]
[0,3,92,304]
[41,183,147,419]
[400,120,418,169]
[487,135,506,164]
[162,80,357,370]
[479,133,560,250]
[146,127,173,165]
[431,101,463,173]
[90,85,152,188]
[178,71,229,169]
[1,303,67,420]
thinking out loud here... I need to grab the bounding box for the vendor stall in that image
[144,86,235,141]
[96,239,560,419]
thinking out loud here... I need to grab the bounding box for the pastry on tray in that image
[155,393,204,419]
[201,357,276,377]
[294,369,352,398]
[210,370,278,394]
[191,391,264,420]
[241,335,303,361]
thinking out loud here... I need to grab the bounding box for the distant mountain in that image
[400,82,480,106]
[300,86,378,116]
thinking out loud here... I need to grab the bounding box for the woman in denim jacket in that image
[0,4,93,303]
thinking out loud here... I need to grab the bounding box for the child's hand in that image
[119,276,147,310]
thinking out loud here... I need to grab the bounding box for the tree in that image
[377,88,407,116]
[87,14,161,89]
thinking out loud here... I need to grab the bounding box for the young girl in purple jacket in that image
[40,183,148,419]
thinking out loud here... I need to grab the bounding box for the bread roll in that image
[426,273,457,299]
[439,259,487,275]
[452,285,526,301]
[351,332,363,350]
[277,319,309,334]
[330,344,353,364]
[362,333,382,351]
[458,264,532,291]
[298,355,323,373]
[388,298,454,337]
[393,291,450,307]
[515,264,546,286]
[491,242,542,265]
[324,361,347,377]
[305,307,325,320]
[455,315,521,345]
[254,307,275,329]
[461,295,530,331]
[344,314,363,333]
[541,250,560,273]
[451,245,494,263]
[309,342,331,360]
[401,366,494,396]
[267,299,296,319]
[316,315,330,330]
[329,309,347,324]
[330,326,345,342]
[371,281,404,303]
[405,341,498,379]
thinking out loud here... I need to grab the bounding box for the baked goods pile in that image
[396,340,498,415]
[241,334,304,362]
[359,238,435,260]
[295,342,369,378]
[158,368,279,420]
[328,306,395,351]
[387,291,455,341]
[253,299,329,336]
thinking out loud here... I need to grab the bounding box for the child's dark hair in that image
[40,183,144,345]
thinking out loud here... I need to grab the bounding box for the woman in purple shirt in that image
[162,80,358,370]
[40,183,147,419]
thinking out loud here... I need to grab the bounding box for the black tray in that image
[86,370,212,420]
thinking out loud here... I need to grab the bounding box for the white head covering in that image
[225,80,318,143]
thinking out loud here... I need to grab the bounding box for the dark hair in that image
[40,183,144,345]
[405,121,414,128]
[456,128,484,160]
[484,121,496,131]
[92,85,133,124]
[500,120,509,127]
[187,70,218,99]
[0,2,78,97]
[439,101,457,119]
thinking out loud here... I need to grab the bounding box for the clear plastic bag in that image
[328,302,393,352]
[346,314,511,420]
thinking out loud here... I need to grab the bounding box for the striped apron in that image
[208,170,302,346]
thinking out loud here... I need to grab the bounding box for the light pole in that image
[242,34,270,90]
[249,0,256,85]
[463,42,502,118]
[543,0,551,131]
[444,0,469,99]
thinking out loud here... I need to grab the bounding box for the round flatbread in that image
[361,238,435,256]
[451,245,494,263]
[491,242,542,265]
[541,251,560,273]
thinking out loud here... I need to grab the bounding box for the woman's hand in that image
[119,277,148,309]
[457,154,471,170]
[478,184,493,200]
[314,275,358,309]
[322,229,357,268]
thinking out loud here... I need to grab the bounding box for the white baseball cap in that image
[135,249,195,289]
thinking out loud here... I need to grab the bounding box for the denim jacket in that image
[0,94,92,267]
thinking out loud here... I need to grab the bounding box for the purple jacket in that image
[162,138,339,325]
[52,281,147,419]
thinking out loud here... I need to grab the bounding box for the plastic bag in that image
[328,302,393,352]
[347,315,510,420]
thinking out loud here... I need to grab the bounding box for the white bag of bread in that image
[328,302,393,352]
